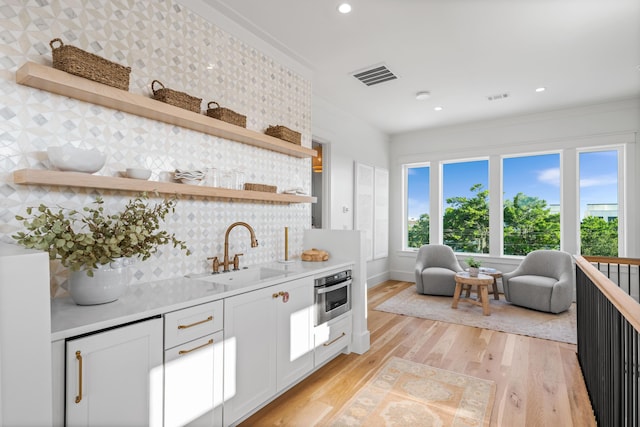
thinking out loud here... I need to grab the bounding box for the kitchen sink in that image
[188,267,286,286]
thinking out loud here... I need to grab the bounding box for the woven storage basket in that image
[265,125,301,145]
[151,80,201,113]
[50,38,131,90]
[206,101,247,128]
[244,183,277,193]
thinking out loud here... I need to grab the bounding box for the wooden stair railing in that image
[583,256,640,300]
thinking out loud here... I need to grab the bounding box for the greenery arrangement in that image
[466,257,482,268]
[13,193,191,276]
[408,183,618,256]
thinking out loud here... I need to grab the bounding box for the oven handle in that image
[315,279,352,295]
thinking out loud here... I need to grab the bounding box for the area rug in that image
[328,356,495,427]
[374,287,577,344]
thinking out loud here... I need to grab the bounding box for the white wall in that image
[389,97,640,281]
[312,96,391,287]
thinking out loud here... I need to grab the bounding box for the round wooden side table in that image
[452,272,494,316]
[478,267,502,300]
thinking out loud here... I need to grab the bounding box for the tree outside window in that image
[503,154,560,255]
[579,150,619,256]
[442,161,489,253]
[406,165,429,249]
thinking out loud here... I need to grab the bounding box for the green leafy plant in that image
[12,193,191,276]
[466,257,482,268]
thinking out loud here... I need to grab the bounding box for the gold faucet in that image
[223,222,258,272]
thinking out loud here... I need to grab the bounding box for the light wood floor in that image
[241,280,596,426]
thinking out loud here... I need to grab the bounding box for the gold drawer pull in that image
[323,332,347,347]
[178,339,214,355]
[177,315,213,330]
[75,351,83,404]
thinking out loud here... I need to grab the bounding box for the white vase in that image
[468,267,480,277]
[68,258,131,305]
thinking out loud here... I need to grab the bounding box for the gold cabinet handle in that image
[272,293,280,299]
[178,339,214,355]
[323,332,347,347]
[177,315,213,329]
[75,351,83,403]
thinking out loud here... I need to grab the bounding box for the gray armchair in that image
[414,245,464,296]
[502,250,574,313]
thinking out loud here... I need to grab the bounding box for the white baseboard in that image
[367,271,390,288]
[390,270,415,282]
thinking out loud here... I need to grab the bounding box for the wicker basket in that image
[151,80,201,113]
[265,125,301,145]
[50,38,131,90]
[244,183,277,193]
[206,101,247,128]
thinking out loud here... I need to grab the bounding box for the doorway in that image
[311,140,324,228]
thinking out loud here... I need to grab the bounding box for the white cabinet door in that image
[276,276,314,390]
[223,277,314,425]
[65,317,163,427]
[223,285,278,425]
[164,331,223,427]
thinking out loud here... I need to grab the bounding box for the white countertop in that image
[51,259,353,341]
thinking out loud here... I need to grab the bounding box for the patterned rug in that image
[374,287,577,344]
[328,357,495,427]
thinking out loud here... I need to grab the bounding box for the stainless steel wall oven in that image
[314,269,352,326]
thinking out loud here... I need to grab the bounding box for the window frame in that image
[440,157,490,255]
[500,151,562,256]
[576,145,625,256]
[403,162,431,251]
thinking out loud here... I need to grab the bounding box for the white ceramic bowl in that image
[126,168,152,180]
[180,178,202,185]
[47,145,106,173]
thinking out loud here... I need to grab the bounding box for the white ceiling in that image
[204,0,640,135]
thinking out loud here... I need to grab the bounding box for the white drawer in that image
[164,331,224,427]
[314,313,352,367]
[164,300,223,349]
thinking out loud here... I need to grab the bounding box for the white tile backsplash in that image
[0,0,312,294]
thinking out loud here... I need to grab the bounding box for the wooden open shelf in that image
[13,169,316,204]
[16,62,316,159]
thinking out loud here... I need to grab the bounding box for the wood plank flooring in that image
[240,280,596,426]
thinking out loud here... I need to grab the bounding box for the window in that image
[442,160,489,253]
[401,143,626,258]
[406,164,430,249]
[579,150,619,256]
[502,153,560,255]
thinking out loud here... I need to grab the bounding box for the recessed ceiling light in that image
[337,3,352,14]
[415,91,430,100]
[434,106,443,111]
[535,87,546,92]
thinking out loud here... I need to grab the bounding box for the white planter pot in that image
[68,258,131,305]
[468,267,480,277]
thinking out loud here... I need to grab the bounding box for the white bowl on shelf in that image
[180,178,202,185]
[125,168,151,180]
[47,145,106,173]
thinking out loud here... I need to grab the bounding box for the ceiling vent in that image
[487,92,510,101]
[352,64,398,86]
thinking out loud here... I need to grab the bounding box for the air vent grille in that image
[487,93,510,101]
[352,64,398,86]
